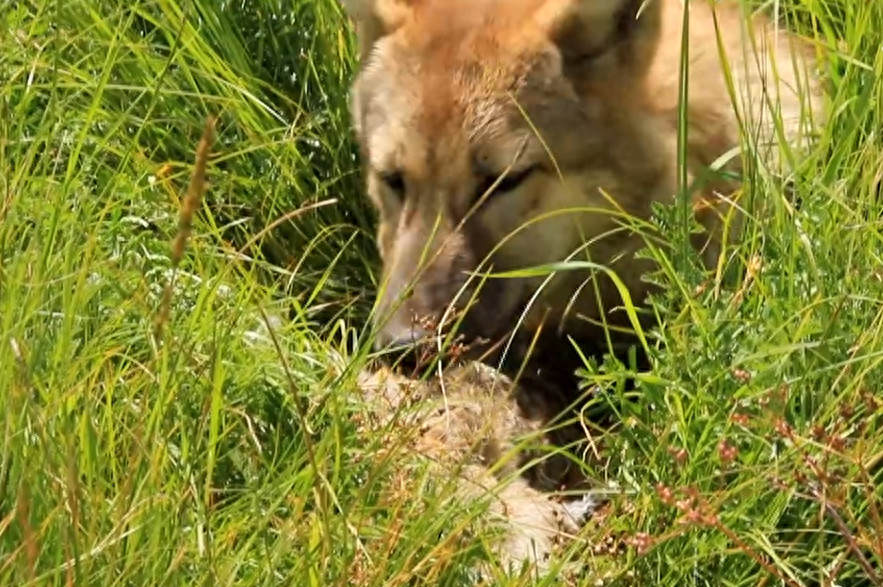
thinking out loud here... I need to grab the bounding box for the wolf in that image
[341,0,826,390]
[341,0,826,568]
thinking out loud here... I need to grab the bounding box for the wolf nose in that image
[374,323,432,351]
[374,322,436,371]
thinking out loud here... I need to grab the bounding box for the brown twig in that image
[809,487,883,587]
[153,115,216,341]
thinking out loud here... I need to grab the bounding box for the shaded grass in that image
[1,0,882,586]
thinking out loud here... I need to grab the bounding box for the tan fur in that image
[343,0,826,352]
[344,0,824,564]
[343,0,827,571]
[356,363,595,575]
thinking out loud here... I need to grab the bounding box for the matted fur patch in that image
[355,362,599,575]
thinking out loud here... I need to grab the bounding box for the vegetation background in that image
[1,0,881,585]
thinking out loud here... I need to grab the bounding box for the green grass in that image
[1,0,882,585]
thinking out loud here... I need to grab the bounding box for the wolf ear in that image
[340,0,415,61]
[536,0,662,77]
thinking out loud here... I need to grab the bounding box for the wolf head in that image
[342,0,675,359]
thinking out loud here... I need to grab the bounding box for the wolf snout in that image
[374,320,433,352]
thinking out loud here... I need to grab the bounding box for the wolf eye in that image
[474,166,537,205]
[378,171,406,198]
